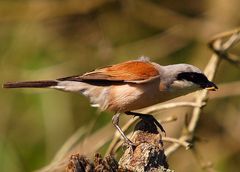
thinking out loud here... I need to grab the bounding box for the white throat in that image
[169,80,200,93]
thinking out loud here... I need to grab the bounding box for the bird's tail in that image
[3,80,58,88]
[3,80,107,109]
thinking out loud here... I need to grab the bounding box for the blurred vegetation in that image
[0,0,240,172]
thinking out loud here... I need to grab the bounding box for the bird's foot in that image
[123,138,136,147]
[141,115,166,136]
[126,111,166,136]
[122,138,136,153]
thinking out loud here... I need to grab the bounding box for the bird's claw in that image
[123,138,136,148]
[122,139,136,154]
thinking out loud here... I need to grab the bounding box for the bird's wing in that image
[58,60,160,84]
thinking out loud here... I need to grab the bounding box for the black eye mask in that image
[177,72,209,85]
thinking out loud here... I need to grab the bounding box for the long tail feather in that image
[3,80,58,88]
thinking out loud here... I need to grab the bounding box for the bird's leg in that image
[112,113,135,146]
[125,111,166,135]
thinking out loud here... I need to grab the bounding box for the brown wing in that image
[58,60,160,84]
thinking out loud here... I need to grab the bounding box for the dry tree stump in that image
[118,119,169,172]
[66,118,171,172]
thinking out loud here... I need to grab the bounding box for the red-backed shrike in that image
[3,57,218,145]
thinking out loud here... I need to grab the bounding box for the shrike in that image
[3,57,218,145]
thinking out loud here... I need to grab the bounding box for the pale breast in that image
[105,79,168,112]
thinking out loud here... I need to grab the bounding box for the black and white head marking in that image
[177,72,218,89]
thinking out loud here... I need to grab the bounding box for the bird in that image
[3,57,218,145]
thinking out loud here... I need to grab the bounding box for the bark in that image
[66,119,172,172]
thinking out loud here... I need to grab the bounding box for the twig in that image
[106,101,205,155]
[109,116,177,155]
[209,28,240,68]
[162,137,191,150]
[52,127,87,163]
[165,28,240,156]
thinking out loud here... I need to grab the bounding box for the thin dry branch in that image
[109,117,178,155]
[106,101,205,155]
[208,28,240,68]
[162,137,191,150]
[165,28,240,156]
[165,55,219,156]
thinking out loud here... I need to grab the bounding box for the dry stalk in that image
[106,101,205,155]
[165,28,240,156]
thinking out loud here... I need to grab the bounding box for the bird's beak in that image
[203,82,218,91]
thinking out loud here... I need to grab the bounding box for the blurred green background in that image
[0,0,240,172]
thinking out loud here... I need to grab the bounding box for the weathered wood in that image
[118,119,169,172]
[66,118,172,172]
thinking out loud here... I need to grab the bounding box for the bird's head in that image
[163,64,218,92]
